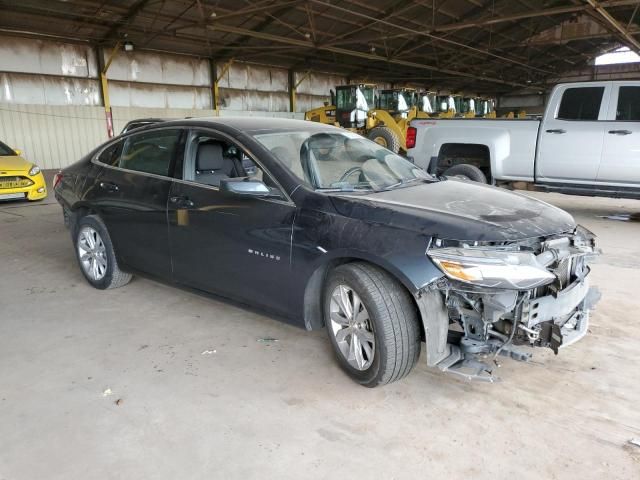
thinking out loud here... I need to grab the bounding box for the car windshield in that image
[0,141,16,156]
[251,129,430,192]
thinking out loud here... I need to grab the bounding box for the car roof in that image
[125,117,167,123]
[154,116,341,133]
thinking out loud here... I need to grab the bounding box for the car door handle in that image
[545,129,566,134]
[99,181,119,192]
[169,195,194,208]
[608,129,632,135]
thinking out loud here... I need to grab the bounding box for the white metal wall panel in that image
[295,71,346,95]
[0,103,106,170]
[0,103,304,170]
[220,63,287,92]
[218,88,289,112]
[108,82,211,109]
[0,73,100,106]
[0,34,97,78]
[105,50,210,86]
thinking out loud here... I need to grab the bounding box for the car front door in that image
[167,129,296,315]
[90,127,185,279]
[597,82,640,186]
[536,84,610,183]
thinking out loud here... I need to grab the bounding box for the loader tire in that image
[368,127,401,154]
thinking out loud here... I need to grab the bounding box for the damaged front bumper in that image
[417,226,600,381]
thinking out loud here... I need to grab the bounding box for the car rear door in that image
[167,128,296,315]
[535,83,610,183]
[597,81,640,186]
[90,127,185,279]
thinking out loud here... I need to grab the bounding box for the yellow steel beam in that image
[290,70,311,113]
[213,59,234,112]
[100,42,122,137]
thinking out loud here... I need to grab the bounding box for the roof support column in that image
[212,59,234,113]
[290,70,311,113]
[98,42,122,138]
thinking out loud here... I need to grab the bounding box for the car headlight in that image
[29,165,40,176]
[428,247,555,290]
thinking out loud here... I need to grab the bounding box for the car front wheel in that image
[74,215,132,290]
[324,262,421,387]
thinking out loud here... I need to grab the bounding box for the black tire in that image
[443,163,487,183]
[323,262,421,387]
[73,215,132,290]
[367,126,401,153]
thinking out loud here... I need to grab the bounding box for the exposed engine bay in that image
[418,226,600,381]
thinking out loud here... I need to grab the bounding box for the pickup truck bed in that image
[409,118,540,182]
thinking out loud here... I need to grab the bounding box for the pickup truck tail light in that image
[406,126,417,149]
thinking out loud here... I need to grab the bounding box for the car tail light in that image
[406,127,417,149]
[53,171,63,189]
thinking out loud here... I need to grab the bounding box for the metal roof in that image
[1,0,640,94]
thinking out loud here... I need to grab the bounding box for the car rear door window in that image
[615,86,640,120]
[119,129,182,177]
[557,87,604,121]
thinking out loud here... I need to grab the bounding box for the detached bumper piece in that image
[420,227,600,382]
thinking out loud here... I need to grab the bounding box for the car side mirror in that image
[14,148,22,156]
[220,178,271,197]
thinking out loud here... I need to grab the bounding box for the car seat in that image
[195,142,237,187]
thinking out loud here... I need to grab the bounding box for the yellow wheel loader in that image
[305,85,433,154]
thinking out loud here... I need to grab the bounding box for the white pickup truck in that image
[406,80,640,199]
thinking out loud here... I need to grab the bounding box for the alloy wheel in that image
[329,284,375,370]
[77,226,108,281]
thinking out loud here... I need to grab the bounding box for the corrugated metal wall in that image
[0,103,105,170]
[0,103,302,170]
[0,33,348,169]
[295,71,346,112]
[105,50,212,109]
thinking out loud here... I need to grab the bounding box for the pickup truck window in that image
[557,87,604,121]
[616,86,640,121]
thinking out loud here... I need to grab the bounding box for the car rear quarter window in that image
[615,86,640,120]
[97,141,123,166]
[119,129,182,177]
[557,87,604,121]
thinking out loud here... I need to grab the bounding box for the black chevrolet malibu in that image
[54,118,599,386]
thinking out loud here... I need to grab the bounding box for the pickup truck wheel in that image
[74,215,132,290]
[324,262,421,387]
[443,163,487,183]
[367,126,401,153]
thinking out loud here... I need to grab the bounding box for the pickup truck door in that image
[535,84,610,183]
[597,82,640,186]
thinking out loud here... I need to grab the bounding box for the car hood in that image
[0,155,30,172]
[329,178,576,242]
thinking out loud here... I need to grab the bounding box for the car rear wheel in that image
[324,262,421,387]
[74,215,132,290]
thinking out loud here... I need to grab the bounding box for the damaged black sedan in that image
[54,118,599,386]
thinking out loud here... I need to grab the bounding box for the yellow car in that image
[0,140,47,202]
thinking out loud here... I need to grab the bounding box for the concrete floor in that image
[1,181,639,480]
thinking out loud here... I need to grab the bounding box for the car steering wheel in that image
[338,166,365,183]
